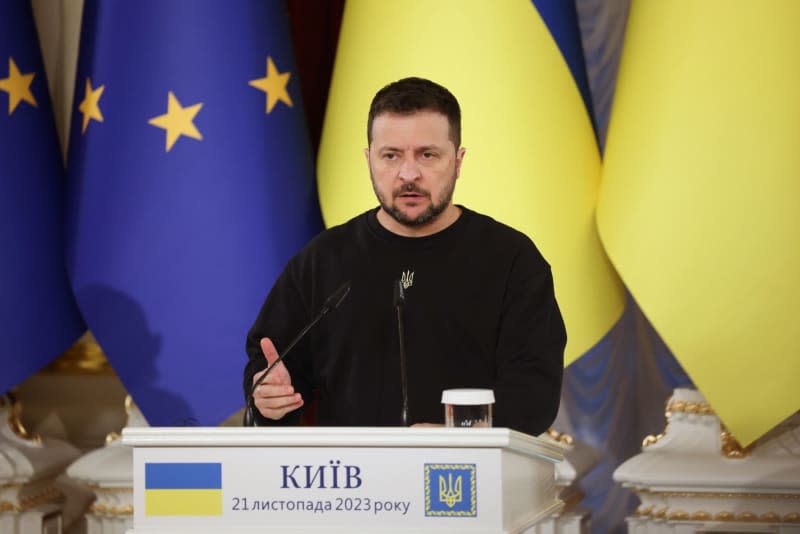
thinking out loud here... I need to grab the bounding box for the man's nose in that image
[398,154,421,181]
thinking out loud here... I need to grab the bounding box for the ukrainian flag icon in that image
[145,463,222,516]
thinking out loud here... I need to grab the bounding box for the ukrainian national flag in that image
[0,2,84,394]
[598,1,800,445]
[145,463,222,516]
[66,1,322,425]
[317,0,624,364]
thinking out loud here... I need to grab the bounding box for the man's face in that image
[366,111,465,231]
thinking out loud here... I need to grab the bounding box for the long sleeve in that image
[491,244,566,436]
[244,263,314,426]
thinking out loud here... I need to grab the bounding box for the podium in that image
[122,427,564,533]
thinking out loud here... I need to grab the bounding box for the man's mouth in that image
[395,187,428,199]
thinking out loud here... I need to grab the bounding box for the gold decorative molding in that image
[635,505,800,524]
[642,432,665,448]
[643,396,713,449]
[721,425,753,459]
[631,489,800,524]
[643,396,756,457]
[655,490,800,500]
[0,486,62,513]
[546,428,574,445]
[635,505,653,517]
[667,510,689,520]
[105,395,136,444]
[665,399,714,417]
[22,486,62,510]
[89,502,134,516]
[42,331,113,375]
[2,393,41,444]
[86,484,132,493]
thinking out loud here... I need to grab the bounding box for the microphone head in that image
[393,279,405,307]
[324,281,351,313]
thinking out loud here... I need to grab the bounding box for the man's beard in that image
[371,172,456,227]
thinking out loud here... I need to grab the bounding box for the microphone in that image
[394,279,409,427]
[244,281,352,426]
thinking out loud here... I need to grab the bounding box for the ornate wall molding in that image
[615,388,800,532]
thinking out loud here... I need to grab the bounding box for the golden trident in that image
[438,473,463,508]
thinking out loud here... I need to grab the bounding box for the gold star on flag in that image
[148,91,203,152]
[78,77,105,133]
[0,57,37,115]
[249,57,293,113]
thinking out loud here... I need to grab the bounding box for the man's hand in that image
[252,337,303,420]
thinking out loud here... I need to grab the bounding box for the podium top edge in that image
[121,427,564,463]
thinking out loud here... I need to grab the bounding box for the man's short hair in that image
[367,77,461,148]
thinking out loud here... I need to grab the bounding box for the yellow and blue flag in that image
[145,462,222,516]
[0,2,84,394]
[65,1,322,425]
[318,0,624,363]
[598,0,800,445]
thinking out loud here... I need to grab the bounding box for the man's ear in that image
[455,147,466,178]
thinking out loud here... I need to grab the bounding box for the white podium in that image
[122,427,564,533]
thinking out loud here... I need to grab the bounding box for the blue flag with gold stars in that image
[66,0,322,425]
[0,2,84,394]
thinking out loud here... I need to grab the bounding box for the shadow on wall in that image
[75,284,197,427]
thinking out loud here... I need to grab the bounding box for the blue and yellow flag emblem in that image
[145,463,222,516]
[425,464,477,517]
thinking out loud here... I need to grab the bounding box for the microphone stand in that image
[394,280,409,427]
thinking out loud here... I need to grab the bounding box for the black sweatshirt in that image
[244,206,566,436]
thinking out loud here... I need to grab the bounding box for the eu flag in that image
[0,2,84,394]
[66,1,322,425]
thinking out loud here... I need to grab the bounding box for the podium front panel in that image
[125,427,563,533]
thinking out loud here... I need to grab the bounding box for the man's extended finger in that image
[259,337,292,384]
[260,337,279,366]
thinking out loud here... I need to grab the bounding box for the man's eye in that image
[383,153,397,160]
[423,152,436,159]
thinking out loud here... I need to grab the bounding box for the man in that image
[244,77,566,435]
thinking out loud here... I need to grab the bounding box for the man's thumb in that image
[260,337,280,367]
